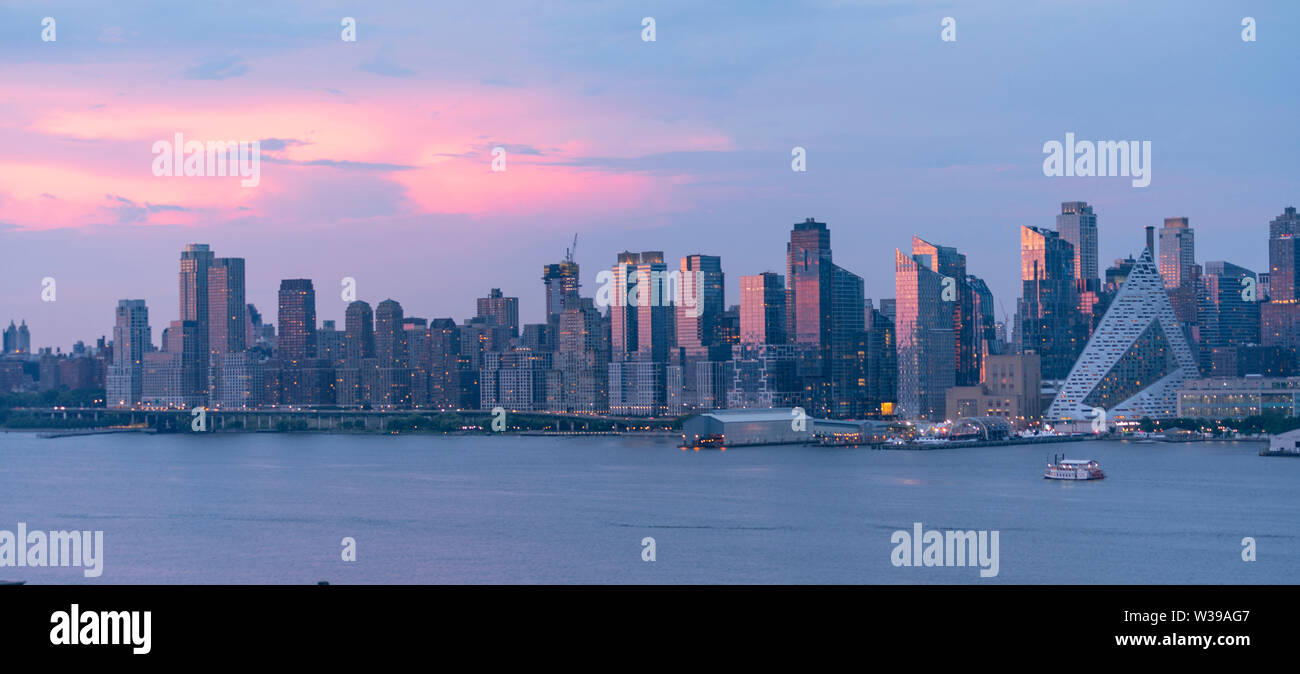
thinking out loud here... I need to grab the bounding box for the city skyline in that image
[1,204,1291,359]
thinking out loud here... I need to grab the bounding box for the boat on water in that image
[0,580,25,586]
[681,433,726,451]
[1044,454,1106,480]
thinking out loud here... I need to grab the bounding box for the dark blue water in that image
[1,432,1295,584]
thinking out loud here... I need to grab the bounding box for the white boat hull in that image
[1044,466,1105,480]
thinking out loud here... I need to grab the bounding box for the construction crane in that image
[565,233,578,264]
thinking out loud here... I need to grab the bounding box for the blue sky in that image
[1,0,1296,347]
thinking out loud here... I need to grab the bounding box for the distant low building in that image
[1177,376,1300,419]
[945,353,1042,429]
[681,408,812,446]
[1267,428,1300,455]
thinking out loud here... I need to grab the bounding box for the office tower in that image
[968,275,1000,357]
[107,300,151,408]
[1048,247,1198,422]
[828,264,867,417]
[1262,207,1300,367]
[1057,202,1099,293]
[1198,262,1260,372]
[344,301,375,361]
[676,254,724,354]
[277,280,317,361]
[912,236,979,386]
[894,249,955,420]
[476,288,519,338]
[179,244,214,330]
[207,257,246,354]
[865,301,897,415]
[633,252,672,362]
[786,218,833,355]
[609,252,640,358]
[16,320,30,353]
[1269,207,1299,300]
[740,272,786,345]
[1018,226,1083,380]
[1158,217,1195,290]
[542,261,581,322]
[609,251,673,363]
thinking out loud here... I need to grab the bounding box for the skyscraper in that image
[179,244,214,352]
[476,288,519,338]
[178,244,215,402]
[894,248,955,420]
[786,218,833,355]
[740,272,786,345]
[609,251,673,363]
[912,236,979,386]
[374,299,407,368]
[968,275,999,357]
[1198,261,1260,372]
[403,316,430,405]
[277,279,317,361]
[373,299,410,407]
[1267,206,1299,301]
[1018,226,1083,380]
[676,254,724,354]
[1262,207,1300,367]
[427,317,462,408]
[1056,202,1099,293]
[107,300,151,408]
[827,263,868,417]
[343,301,375,361]
[206,257,246,354]
[1158,217,1195,290]
[542,261,581,322]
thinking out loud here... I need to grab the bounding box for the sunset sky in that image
[2,0,1297,349]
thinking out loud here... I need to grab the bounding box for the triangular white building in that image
[1046,248,1198,422]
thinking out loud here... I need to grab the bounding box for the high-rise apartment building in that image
[277,279,317,361]
[476,288,519,338]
